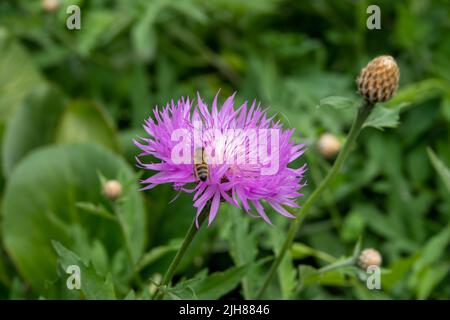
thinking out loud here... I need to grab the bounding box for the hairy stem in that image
[256,102,374,299]
[152,203,210,300]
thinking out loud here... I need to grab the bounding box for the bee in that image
[193,147,209,182]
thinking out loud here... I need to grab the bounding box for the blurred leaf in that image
[131,1,165,62]
[318,96,359,110]
[298,265,349,287]
[409,224,450,298]
[2,144,146,294]
[56,100,120,153]
[272,225,297,299]
[427,148,450,194]
[77,10,131,57]
[382,253,420,292]
[227,206,258,299]
[169,265,249,300]
[363,106,402,130]
[385,79,446,109]
[2,84,66,177]
[52,241,116,299]
[340,211,365,242]
[137,240,182,271]
[0,27,42,124]
[291,243,335,263]
[416,264,449,299]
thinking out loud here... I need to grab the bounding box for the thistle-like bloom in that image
[135,93,306,226]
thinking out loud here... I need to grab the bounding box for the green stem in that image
[152,203,210,300]
[318,257,355,274]
[256,102,374,299]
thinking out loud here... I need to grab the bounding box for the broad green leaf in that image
[52,241,116,300]
[1,84,66,177]
[2,144,146,294]
[363,106,402,130]
[56,100,120,152]
[427,148,450,194]
[318,96,359,110]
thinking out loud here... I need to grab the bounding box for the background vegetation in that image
[0,0,449,299]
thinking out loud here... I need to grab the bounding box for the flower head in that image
[135,93,306,226]
[357,55,400,104]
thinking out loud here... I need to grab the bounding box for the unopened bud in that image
[358,248,382,269]
[103,180,122,200]
[42,0,60,12]
[357,55,399,104]
[317,133,341,158]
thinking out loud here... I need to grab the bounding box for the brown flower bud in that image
[357,55,400,104]
[103,180,122,200]
[358,248,382,269]
[317,133,341,158]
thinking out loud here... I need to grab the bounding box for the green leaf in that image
[290,243,336,263]
[385,78,446,109]
[271,225,297,299]
[2,144,146,295]
[52,241,116,299]
[77,10,131,57]
[2,84,66,177]
[136,240,182,271]
[298,265,350,287]
[131,1,165,62]
[363,106,402,130]
[227,206,258,299]
[318,96,359,110]
[0,27,42,124]
[169,265,249,300]
[416,264,449,299]
[193,265,249,299]
[427,148,450,194]
[56,100,120,152]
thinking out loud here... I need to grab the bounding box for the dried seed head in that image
[42,0,60,12]
[103,180,122,200]
[358,248,382,269]
[317,133,341,158]
[357,55,399,104]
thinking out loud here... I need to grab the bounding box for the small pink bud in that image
[358,248,382,269]
[103,180,122,200]
[317,133,341,158]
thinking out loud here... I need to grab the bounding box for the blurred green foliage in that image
[0,0,449,300]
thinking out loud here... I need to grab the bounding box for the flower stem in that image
[152,203,210,300]
[256,101,374,299]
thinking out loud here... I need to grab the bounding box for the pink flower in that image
[135,93,306,226]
